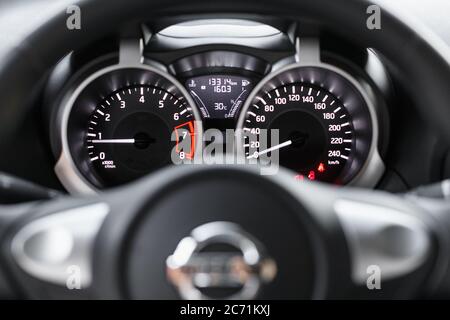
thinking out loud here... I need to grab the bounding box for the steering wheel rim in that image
[0,0,450,143]
[0,0,450,300]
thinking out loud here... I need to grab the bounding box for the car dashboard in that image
[0,0,449,199]
[2,0,450,303]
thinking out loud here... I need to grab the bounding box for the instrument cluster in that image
[49,41,387,194]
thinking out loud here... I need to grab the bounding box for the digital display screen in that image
[186,75,253,119]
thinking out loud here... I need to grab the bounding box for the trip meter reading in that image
[187,75,253,119]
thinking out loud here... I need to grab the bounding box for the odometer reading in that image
[241,83,355,183]
[85,85,196,187]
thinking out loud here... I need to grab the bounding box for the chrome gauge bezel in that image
[236,62,385,187]
[54,63,203,195]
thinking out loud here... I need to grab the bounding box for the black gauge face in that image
[240,83,356,184]
[186,75,253,119]
[85,85,197,187]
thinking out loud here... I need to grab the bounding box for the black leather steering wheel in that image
[1,0,450,299]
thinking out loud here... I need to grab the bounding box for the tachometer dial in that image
[86,85,196,187]
[59,66,202,192]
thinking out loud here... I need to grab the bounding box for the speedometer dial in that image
[242,84,354,183]
[237,64,382,186]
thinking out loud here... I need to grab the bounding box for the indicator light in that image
[318,163,325,173]
[295,174,304,181]
[308,171,315,180]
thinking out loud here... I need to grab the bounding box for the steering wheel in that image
[1,0,450,299]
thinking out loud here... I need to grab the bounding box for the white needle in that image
[247,140,292,159]
[90,139,135,144]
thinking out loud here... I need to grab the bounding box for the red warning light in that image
[295,174,304,181]
[308,171,316,181]
[317,163,325,173]
[174,121,195,159]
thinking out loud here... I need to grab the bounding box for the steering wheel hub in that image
[166,221,277,300]
[119,168,319,299]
